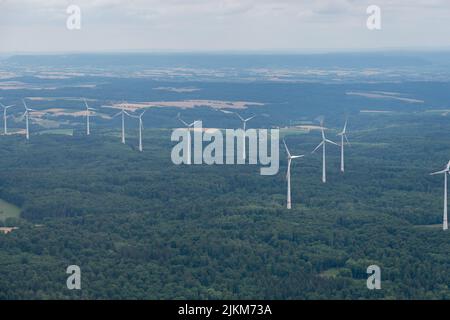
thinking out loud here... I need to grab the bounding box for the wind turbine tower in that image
[1,103,15,135]
[337,119,350,173]
[84,99,96,136]
[283,139,304,209]
[312,121,339,183]
[430,161,450,231]
[22,99,36,140]
[113,104,131,144]
[235,112,256,161]
[130,110,146,152]
[177,113,199,165]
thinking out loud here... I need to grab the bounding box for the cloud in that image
[0,0,450,52]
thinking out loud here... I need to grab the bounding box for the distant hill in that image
[5,51,444,69]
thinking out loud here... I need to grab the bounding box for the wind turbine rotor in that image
[1,103,15,109]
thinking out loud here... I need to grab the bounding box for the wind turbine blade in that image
[312,141,324,153]
[220,109,234,114]
[22,99,28,110]
[140,110,146,117]
[430,170,447,175]
[245,115,256,122]
[0,102,4,108]
[177,113,189,127]
[344,134,351,146]
[189,120,201,127]
[325,139,339,146]
[112,111,122,118]
[343,119,348,133]
[283,139,291,158]
[291,155,304,159]
[235,113,245,121]
[19,111,27,121]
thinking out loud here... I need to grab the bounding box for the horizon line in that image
[2,46,450,56]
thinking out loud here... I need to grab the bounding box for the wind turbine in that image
[113,104,131,144]
[0,103,15,135]
[84,99,96,136]
[312,121,339,183]
[283,139,304,209]
[177,113,199,165]
[137,110,146,152]
[22,99,36,140]
[130,110,146,152]
[430,160,450,231]
[235,112,256,160]
[337,119,350,173]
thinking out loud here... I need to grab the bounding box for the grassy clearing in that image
[38,129,74,136]
[319,268,351,279]
[0,199,21,221]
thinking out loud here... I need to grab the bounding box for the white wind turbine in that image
[22,99,36,140]
[113,104,131,144]
[1,103,15,135]
[130,110,146,152]
[235,112,256,160]
[337,119,350,173]
[84,99,96,136]
[312,121,339,183]
[430,160,450,231]
[137,110,146,152]
[177,113,199,165]
[283,139,304,209]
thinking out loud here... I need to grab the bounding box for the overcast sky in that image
[1,0,450,53]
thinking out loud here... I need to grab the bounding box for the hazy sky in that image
[1,0,450,53]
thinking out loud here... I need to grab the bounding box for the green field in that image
[0,199,21,221]
[38,129,74,136]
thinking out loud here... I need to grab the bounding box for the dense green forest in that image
[0,110,449,299]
